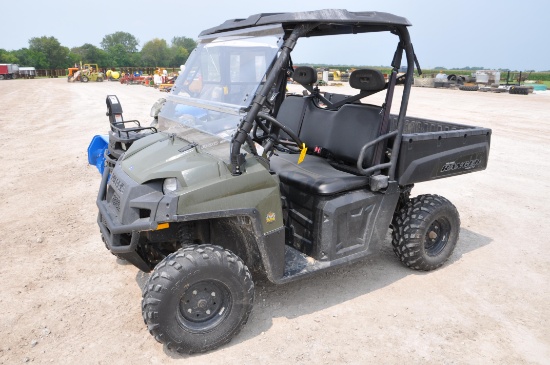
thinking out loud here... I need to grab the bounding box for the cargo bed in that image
[390,115,491,185]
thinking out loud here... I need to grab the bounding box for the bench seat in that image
[270,68,388,195]
[270,153,369,195]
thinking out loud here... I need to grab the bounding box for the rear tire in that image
[142,244,254,354]
[391,194,460,271]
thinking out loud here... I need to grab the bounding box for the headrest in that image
[292,66,317,86]
[349,69,386,91]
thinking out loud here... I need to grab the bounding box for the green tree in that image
[12,48,48,68]
[169,46,189,67]
[70,43,109,66]
[101,32,140,67]
[104,44,130,67]
[141,38,170,66]
[171,36,197,52]
[101,31,139,53]
[28,36,70,68]
[169,36,196,67]
[0,49,19,64]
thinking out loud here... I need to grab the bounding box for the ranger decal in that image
[440,158,482,173]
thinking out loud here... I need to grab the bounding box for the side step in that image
[278,243,377,284]
[283,245,325,279]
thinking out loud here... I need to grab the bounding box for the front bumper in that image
[96,164,177,256]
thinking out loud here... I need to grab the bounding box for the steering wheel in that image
[254,112,303,156]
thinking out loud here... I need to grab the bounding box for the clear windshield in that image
[158,24,284,144]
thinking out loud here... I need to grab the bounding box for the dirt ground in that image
[0,78,548,364]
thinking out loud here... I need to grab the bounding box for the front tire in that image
[391,194,460,271]
[142,244,254,354]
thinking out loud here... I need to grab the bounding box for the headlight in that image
[162,178,178,194]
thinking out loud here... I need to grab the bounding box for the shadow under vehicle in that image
[88,9,492,354]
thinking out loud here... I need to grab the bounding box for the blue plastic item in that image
[87,135,109,174]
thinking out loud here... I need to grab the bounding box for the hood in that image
[120,132,224,186]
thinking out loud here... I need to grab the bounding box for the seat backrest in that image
[276,67,386,168]
[275,95,309,139]
[299,101,383,166]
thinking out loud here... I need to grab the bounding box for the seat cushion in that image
[270,153,369,196]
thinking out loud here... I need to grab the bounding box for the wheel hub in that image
[424,218,450,256]
[179,281,225,323]
[197,299,207,309]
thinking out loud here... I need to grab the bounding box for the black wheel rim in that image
[177,280,231,332]
[424,217,451,256]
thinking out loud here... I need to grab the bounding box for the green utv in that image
[88,10,491,353]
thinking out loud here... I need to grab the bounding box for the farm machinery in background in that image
[157,74,177,92]
[68,62,104,82]
[119,71,147,85]
[116,68,177,90]
[313,68,351,85]
[501,71,535,94]
[0,64,37,79]
[151,67,178,91]
[413,69,539,95]
[0,64,19,79]
[106,69,121,81]
[475,70,534,94]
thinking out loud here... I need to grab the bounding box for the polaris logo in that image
[440,158,482,173]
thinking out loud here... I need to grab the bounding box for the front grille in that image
[112,193,121,212]
[103,165,163,227]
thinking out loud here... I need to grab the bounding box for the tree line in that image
[0,31,197,69]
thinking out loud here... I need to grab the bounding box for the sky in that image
[1,0,548,71]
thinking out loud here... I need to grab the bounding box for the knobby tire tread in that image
[141,244,254,354]
[391,194,460,271]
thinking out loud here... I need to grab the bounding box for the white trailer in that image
[19,67,36,79]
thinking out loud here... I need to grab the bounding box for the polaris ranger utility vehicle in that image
[91,10,491,353]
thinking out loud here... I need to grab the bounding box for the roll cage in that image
[217,10,421,180]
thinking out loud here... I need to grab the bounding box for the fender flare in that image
[174,209,285,282]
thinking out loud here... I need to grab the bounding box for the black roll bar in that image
[229,24,417,182]
[387,26,416,180]
[350,26,418,180]
[229,24,317,175]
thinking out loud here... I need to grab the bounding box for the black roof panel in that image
[199,9,411,37]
